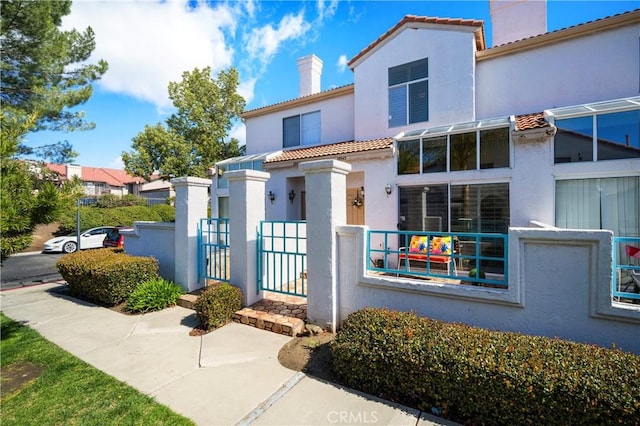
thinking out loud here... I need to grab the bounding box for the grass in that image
[0,313,195,426]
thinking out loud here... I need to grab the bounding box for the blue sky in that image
[22,0,638,169]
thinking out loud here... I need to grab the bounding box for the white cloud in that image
[245,12,311,68]
[64,0,237,110]
[229,121,246,147]
[238,77,257,105]
[316,0,339,20]
[110,155,124,169]
[337,54,348,72]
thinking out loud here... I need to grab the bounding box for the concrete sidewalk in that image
[0,282,456,426]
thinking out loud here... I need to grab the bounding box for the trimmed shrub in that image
[331,308,640,425]
[126,278,184,313]
[58,205,174,234]
[57,248,158,305]
[193,284,243,330]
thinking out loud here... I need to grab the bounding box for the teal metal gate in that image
[257,221,307,297]
[198,218,230,283]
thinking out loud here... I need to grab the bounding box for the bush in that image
[126,277,184,313]
[193,284,243,330]
[58,204,175,234]
[57,248,158,305]
[331,308,640,425]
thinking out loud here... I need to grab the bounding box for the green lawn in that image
[0,313,194,425]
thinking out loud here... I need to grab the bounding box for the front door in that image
[346,188,365,225]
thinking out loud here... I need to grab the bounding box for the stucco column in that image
[172,176,211,293]
[227,169,269,306]
[300,159,351,332]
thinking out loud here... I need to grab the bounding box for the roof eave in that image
[477,9,640,61]
[241,85,354,119]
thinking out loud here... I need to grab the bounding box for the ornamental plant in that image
[193,284,243,330]
[126,278,184,313]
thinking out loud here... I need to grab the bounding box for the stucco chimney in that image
[297,54,323,97]
[66,164,82,180]
[490,0,547,47]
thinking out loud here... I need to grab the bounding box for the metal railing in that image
[368,230,508,287]
[198,218,230,283]
[257,221,307,297]
[613,236,640,301]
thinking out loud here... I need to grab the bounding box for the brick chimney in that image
[490,0,547,47]
[297,54,323,97]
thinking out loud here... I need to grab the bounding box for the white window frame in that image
[388,58,429,128]
[283,110,321,148]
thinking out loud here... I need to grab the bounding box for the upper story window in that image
[283,111,320,148]
[397,119,510,175]
[551,98,640,163]
[388,58,428,128]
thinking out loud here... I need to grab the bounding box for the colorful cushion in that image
[408,236,428,253]
[407,236,452,255]
[430,236,452,255]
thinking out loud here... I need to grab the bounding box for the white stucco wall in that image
[353,25,478,141]
[336,225,640,354]
[122,222,176,282]
[244,93,354,155]
[476,23,640,118]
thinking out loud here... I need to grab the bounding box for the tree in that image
[0,0,107,260]
[1,0,108,134]
[123,67,245,179]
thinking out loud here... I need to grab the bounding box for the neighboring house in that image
[46,163,175,201]
[213,1,640,241]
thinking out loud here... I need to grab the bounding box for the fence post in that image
[227,169,270,306]
[172,176,211,293]
[300,159,351,332]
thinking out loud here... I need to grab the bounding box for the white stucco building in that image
[213,4,640,243]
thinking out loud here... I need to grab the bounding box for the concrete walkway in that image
[0,282,457,426]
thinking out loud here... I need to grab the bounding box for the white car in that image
[43,227,116,253]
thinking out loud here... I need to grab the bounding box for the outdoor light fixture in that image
[289,189,296,203]
[385,184,392,196]
[352,186,365,208]
[268,191,275,204]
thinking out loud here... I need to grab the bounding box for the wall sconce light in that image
[288,189,296,204]
[268,190,275,204]
[385,184,392,196]
[352,186,365,208]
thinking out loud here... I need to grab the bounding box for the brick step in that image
[233,308,305,337]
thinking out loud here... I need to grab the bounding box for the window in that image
[556,176,640,237]
[388,58,428,127]
[554,109,640,163]
[399,183,509,234]
[283,111,320,148]
[399,182,509,273]
[396,125,510,174]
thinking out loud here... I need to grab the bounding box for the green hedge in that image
[58,204,174,234]
[193,284,243,330]
[331,308,640,425]
[56,249,158,305]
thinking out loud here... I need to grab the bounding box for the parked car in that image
[43,227,116,254]
[102,226,133,249]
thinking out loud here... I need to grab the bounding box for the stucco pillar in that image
[227,169,269,306]
[172,177,210,292]
[300,159,351,332]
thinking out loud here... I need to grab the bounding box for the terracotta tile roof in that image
[264,138,394,164]
[242,84,354,118]
[348,15,485,68]
[514,112,549,131]
[45,163,144,187]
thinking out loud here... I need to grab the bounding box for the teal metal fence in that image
[613,236,640,301]
[198,218,230,283]
[368,230,508,287]
[257,221,307,297]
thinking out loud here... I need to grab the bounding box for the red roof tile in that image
[514,113,549,131]
[264,138,394,164]
[348,15,485,68]
[45,163,144,187]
